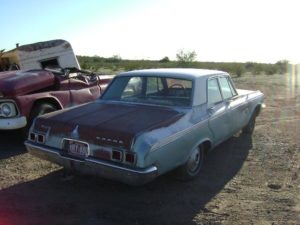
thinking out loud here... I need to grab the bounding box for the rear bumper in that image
[25,141,158,185]
[0,116,27,130]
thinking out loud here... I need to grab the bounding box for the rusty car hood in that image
[35,102,184,150]
[0,70,55,96]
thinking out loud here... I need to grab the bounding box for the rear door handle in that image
[208,107,215,115]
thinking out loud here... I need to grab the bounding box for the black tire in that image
[242,112,257,134]
[30,102,57,118]
[175,145,204,181]
[21,102,57,138]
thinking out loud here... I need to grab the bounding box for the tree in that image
[176,49,197,64]
[159,56,170,63]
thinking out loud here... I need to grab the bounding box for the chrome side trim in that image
[150,119,207,152]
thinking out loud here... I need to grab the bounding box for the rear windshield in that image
[101,76,193,107]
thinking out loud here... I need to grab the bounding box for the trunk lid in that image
[35,102,184,150]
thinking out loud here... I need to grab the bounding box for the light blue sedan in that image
[25,69,264,185]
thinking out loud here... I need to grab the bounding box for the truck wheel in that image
[242,113,256,134]
[175,145,204,181]
[22,103,57,138]
[30,102,57,119]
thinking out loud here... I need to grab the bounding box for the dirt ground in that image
[0,74,299,225]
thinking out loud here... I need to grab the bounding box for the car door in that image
[207,78,231,144]
[218,76,250,134]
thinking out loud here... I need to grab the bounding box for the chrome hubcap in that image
[187,147,201,173]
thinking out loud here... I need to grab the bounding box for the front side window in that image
[102,76,193,107]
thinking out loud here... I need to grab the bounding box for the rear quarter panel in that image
[144,119,212,175]
[136,106,213,175]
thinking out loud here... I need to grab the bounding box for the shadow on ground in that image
[0,131,26,159]
[0,134,252,225]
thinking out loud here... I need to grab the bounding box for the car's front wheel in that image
[242,112,257,134]
[30,102,57,118]
[175,145,204,180]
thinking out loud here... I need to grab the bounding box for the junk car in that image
[0,67,112,132]
[25,69,264,185]
[0,39,113,132]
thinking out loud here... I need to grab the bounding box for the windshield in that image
[101,76,193,107]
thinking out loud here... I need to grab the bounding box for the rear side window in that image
[207,78,223,106]
[219,77,233,99]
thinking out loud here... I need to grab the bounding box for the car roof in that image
[117,68,228,80]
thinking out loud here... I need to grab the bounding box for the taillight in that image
[112,150,122,161]
[125,152,136,164]
[29,132,36,142]
[29,132,45,143]
[111,149,136,165]
[37,134,45,144]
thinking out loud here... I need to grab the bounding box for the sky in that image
[0,0,299,63]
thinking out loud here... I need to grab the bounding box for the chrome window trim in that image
[150,119,207,152]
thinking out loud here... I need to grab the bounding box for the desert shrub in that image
[245,62,254,72]
[234,64,246,77]
[275,60,288,74]
[265,64,277,75]
[252,64,263,75]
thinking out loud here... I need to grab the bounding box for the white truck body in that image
[0,39,80,71]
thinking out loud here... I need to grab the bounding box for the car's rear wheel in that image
[175,145,204,180]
